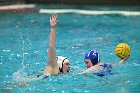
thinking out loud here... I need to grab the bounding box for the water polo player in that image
[77,49,129,76]
[41,14,70,77]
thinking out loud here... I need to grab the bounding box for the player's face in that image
[84,59,93,68]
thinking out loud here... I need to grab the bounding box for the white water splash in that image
[12,33,40,83]
[13,69,39,83]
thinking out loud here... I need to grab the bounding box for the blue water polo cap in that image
[84,49,100,66]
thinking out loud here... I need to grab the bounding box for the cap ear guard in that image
[56,56,69,73]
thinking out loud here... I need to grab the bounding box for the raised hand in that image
[50,14,58,28]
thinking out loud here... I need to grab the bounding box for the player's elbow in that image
[49,43,55,48]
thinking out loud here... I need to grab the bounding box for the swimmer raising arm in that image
[43,14,70,76]
[44,14,59,75]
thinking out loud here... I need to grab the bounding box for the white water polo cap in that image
[56,56,70,72]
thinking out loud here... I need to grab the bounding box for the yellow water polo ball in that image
[115,43,130,59]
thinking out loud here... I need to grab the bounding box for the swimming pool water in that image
[0,5,140,93]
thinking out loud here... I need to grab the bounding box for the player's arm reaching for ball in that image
[119,55,130,64]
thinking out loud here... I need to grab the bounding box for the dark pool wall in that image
[0,0,24,5]
[27,0,140,6]
[0,0,140,6]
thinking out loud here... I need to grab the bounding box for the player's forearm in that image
[49,27,56,48]
[119,59,125,64]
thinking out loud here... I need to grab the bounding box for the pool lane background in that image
[0,5,140,93]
